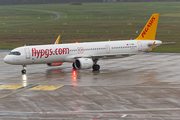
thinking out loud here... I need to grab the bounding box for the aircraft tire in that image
[92,64,100,71]
[21,69,26,74]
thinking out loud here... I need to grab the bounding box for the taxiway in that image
[1,51,180,119]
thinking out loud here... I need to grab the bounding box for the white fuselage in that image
[4,40,162,65]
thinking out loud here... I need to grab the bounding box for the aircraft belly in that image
[33,57,64,64]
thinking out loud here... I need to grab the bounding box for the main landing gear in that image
[92,58,100,71]
[21,65,26,74]
[92,64,100,71]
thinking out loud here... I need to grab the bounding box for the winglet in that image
[148,41,156,52]
[135,14,159,40]
[54,35,61,44]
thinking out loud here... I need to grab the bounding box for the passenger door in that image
[105,45,110,53]
[137,41,142,51]
[24,48,31,59]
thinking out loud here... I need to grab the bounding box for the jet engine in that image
[74,58,93,69]
[47,62,63,66]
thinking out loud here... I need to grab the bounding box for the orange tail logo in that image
[135,14,159,40]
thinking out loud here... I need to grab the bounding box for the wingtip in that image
[55,35,61,44]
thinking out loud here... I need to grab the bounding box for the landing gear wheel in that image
[21,69,26,74]
[92,64,100,71]
[21,65,26,74]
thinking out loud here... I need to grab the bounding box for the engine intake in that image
[74,58,93,69]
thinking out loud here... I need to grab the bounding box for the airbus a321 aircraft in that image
[4,13,162,74]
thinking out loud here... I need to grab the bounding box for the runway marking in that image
[0,84,38,99]
[0,76,64,99]
[93,113,104,120]
[0,85,23,90]
[29,85,64,91]
[121,114,127,118]
[71,108,180,113]
[0,110,179,118]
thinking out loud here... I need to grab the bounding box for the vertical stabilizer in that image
[135,14,159,40]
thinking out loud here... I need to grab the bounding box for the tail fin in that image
[135,13,159,40]
[54,35,61,44]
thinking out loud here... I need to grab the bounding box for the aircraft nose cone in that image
[3,55,11,64]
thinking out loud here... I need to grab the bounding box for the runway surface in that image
[1,51,180,119]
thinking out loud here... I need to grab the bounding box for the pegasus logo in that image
[141,16,156,38]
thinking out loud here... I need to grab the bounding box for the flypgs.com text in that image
[31,48,69,58]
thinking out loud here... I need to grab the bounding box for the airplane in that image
[4,13,162,74]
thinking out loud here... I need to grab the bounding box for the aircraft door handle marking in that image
[105,45,110,53]
[77,47,84,54]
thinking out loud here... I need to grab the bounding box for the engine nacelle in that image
[74,58,93,69]
[47,62,63,66]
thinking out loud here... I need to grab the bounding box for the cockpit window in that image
[9,51,21,55]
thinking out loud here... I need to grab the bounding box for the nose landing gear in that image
[21,65,26,74]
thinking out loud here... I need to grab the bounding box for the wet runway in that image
[1,51,180,119]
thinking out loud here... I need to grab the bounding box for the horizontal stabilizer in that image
[161,42,175,45]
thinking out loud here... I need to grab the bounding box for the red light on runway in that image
[72,70,77,82]
[72,70,77,86]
